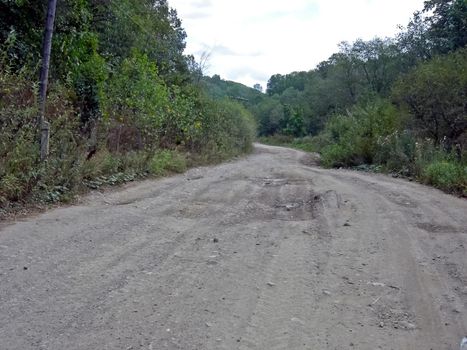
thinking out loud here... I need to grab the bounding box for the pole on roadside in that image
[38,0,58,161]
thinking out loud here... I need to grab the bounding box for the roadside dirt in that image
[1,144,466,350]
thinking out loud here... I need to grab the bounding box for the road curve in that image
[1,144,466,350]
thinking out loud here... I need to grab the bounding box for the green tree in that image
[423,0,467,54]
[392,48,467,146]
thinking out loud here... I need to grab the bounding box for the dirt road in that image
[1,144,466,350]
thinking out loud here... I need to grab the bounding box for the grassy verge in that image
[258,135,466,197]
[0,147,252,220]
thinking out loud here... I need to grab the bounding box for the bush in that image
[321,143,354,167]
[374,131,417,175]
[103,50,170,151]
[149,150,187,176]
[422,161,467,194]
[198,98,256,159]
[0,7,257,213]
[317,99,402,167]
[422,161,467,195]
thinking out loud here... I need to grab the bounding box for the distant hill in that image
[201,75,266,108]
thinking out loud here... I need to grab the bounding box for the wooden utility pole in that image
[38,0,58,161]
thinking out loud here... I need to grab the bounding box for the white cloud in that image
[169,0,425,88]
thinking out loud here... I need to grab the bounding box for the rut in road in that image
[0,144,466,350]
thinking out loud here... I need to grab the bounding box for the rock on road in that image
[1,144,466,350]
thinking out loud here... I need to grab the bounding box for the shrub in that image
[316,99,403,167]
[422,161,467,194]
[374,131,417,175]
[103,50,170,151]
[199,98,256,158]
[149,150,187,176]
[321,143,354,167]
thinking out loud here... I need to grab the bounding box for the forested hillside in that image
[254,0,466,194]
[0,0,255,212]
[201,75,265,106]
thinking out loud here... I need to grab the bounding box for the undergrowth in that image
[0,66,256,218]
[259,100,466,196]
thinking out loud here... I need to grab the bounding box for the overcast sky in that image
[169,0,425,89]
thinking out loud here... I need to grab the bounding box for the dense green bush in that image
[422,161,467,194]
[103,50,171,151]
[198,98,256,160]
[290,97,466,195]
[318,99,401,167]
[149,150,187,176]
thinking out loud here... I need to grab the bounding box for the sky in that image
[169,0,426,89]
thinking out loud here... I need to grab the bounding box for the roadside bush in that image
[321,143,355,167]
[374,131,417,175]
[1,68,256,211]
[149,150,187,176]
[102,52,256,160]
[422,161,467,194]
[103,50,170,151]
[220,99,256,154]
[319,114,358,166]
[318,99,401,167]
[119,151,151,174]
[199,98,256,159]
[313,97,467,194]
[80,149,121,179]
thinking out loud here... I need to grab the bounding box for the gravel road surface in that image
[1,144,466,350]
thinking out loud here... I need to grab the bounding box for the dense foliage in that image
[252,0,466,195]
[0,0,255,211]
